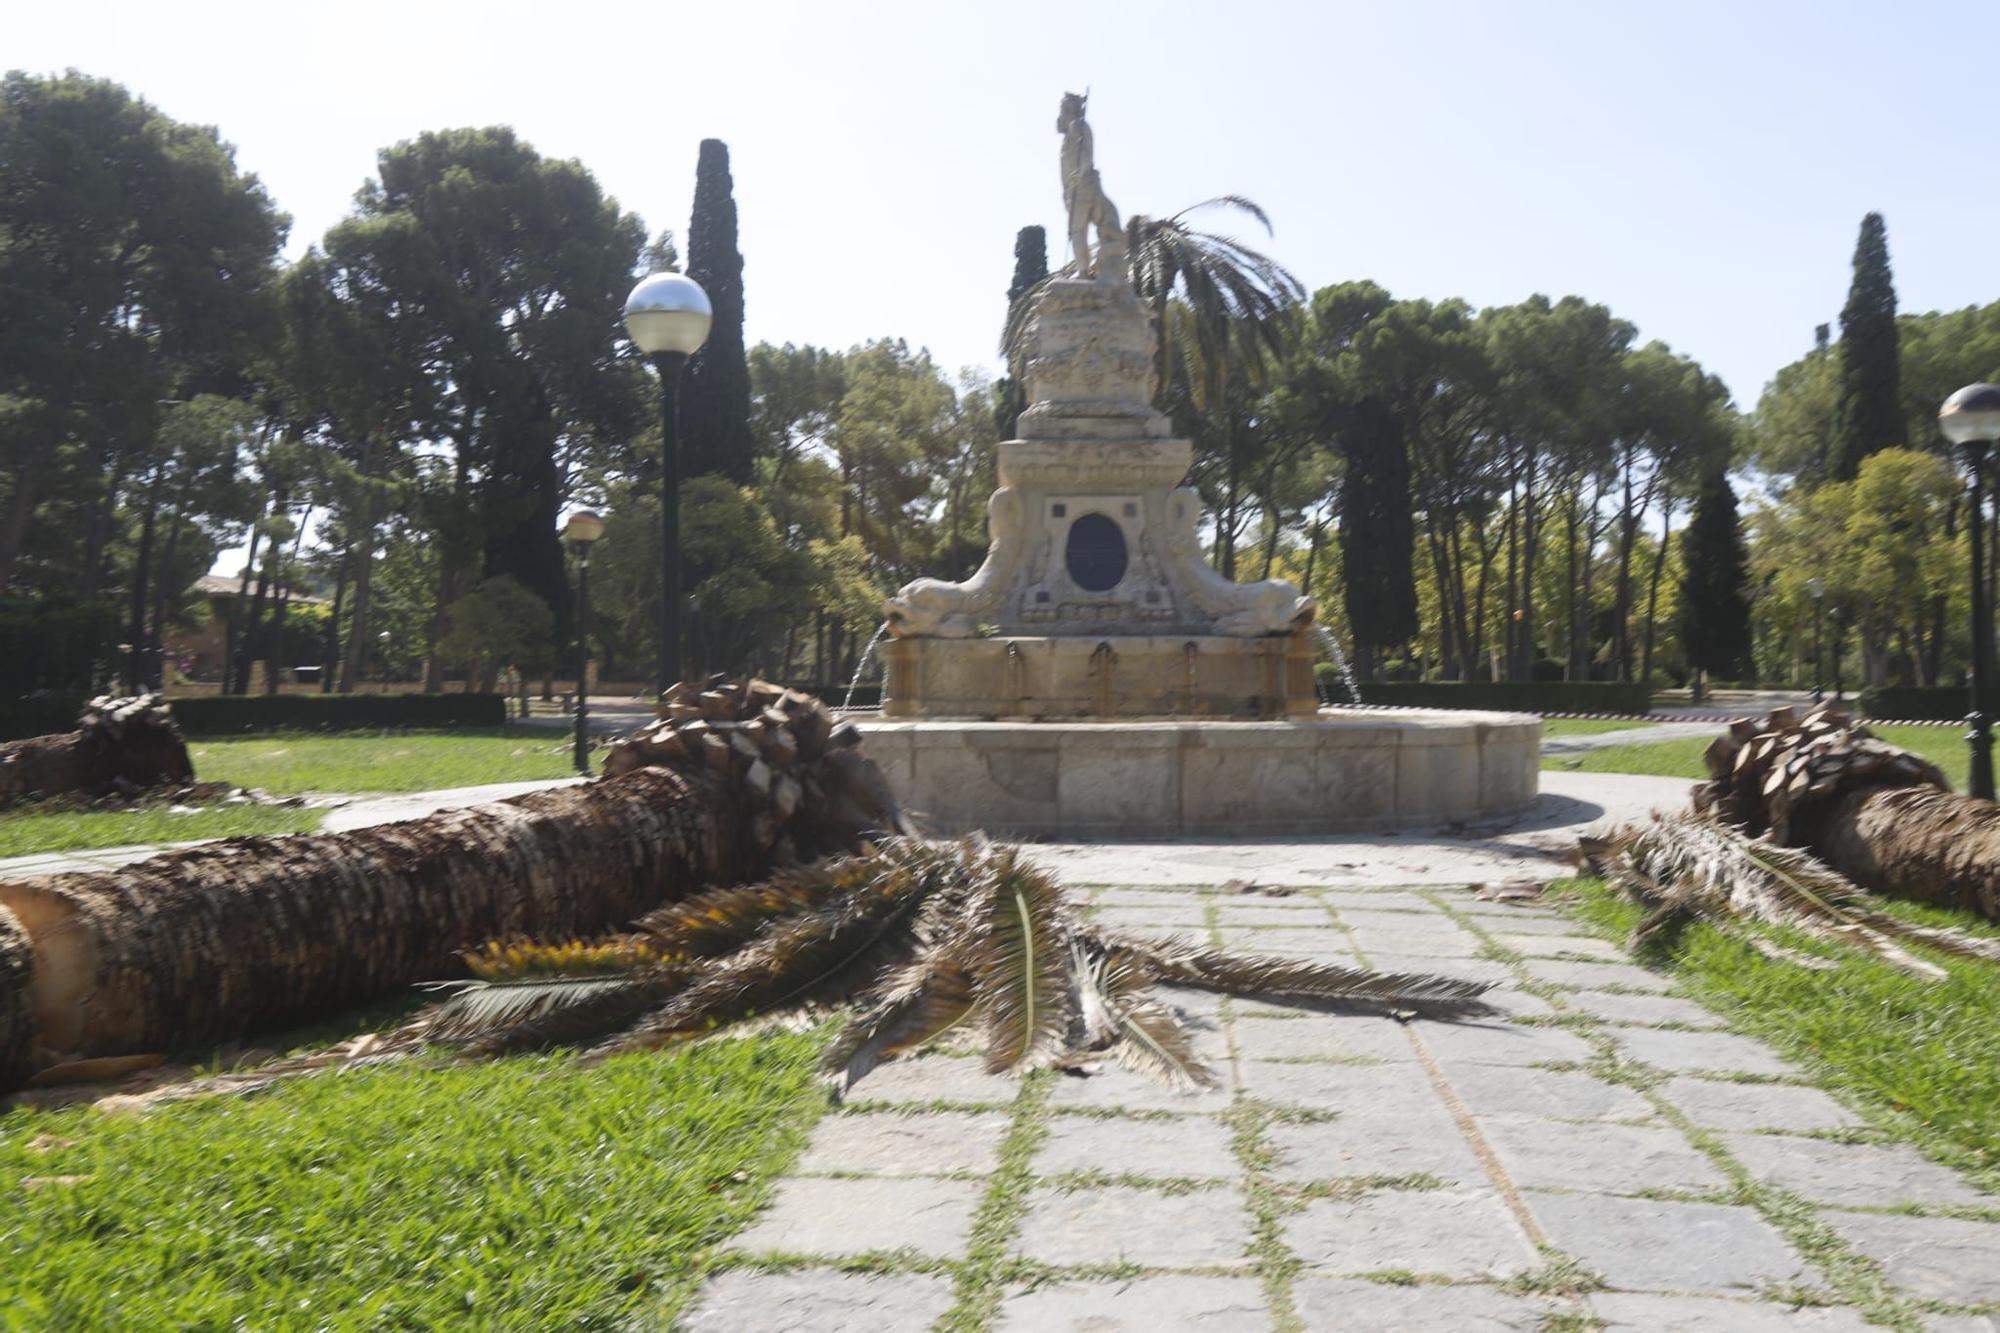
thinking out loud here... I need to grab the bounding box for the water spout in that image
[1311,624,1363,707]
[842,622,891,711]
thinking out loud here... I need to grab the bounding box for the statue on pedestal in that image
[1058,92,1128,283]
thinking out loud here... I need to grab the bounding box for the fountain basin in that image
[880,632,1319,721]
[857,710,1540,838]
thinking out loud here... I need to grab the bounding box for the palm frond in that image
[1096,932,1493,1016]
[821,956,977,1098]
[1597,812,1987,981]
[1079,945,1215,1091]
[966,846,1076,1073]
[587,855,946,1060]
[636,858,868,957]
[416,972,678,1045]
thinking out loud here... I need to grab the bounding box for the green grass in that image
[1538,718,1662,739]
[0,804,324,859]
[189,729,578,794]
[1,1034,830,1328]
[1543,722,1970,788]
[1551,877,2000,1189]
[0,729,577,859]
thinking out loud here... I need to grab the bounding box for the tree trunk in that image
[322,547,351,694]
[1641,494,1673,685]
[0,467,39,590]
[0,697,193,808]
[123,481,161,694]
[1817,786,2000,921]
[223,526,263,695]
[0,683,901,1084]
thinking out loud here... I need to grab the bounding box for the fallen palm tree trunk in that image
[0,695,193,807]
[0,680,902,1087]
[1691,703,1996,921]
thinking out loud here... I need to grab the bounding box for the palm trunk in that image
[0,697,192,809]
[0,684,901,1083]
[1816,786,2000,921]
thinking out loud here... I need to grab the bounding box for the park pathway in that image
[683,880,2000,1331]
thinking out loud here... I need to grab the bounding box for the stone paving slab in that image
[842,1055,1017,1108]
[1444,1063,1658,1122]
[1820,1210,2000,1307]
[1475,1113,1730,1195]
[1230,1013,1414,1063]
[1489,932,1627,961]
[681,1269,957,1331]
[1283,1187,1539,1279]
[1347,927,1485,958]
[1291,1278,1562,1330]
[1526,1192,1818,1295]
[1266,1108,1488,1187]
[732,1176,983,1259]
[1236,1058,1447,1116]
[1561,989,1733,1029]
[1033,1112,1239,1181]
[1718,1131,1993,1209]
[1611,1026,1803,1078]
[1519,957,1679,993]
[1411,1018,1595,1067]
[1659,1077,1861,1132]
[1044,1064,1235,1114]
[1588,1292,1878,1329]
[1014,1184,1253,1268]
[795,1110,1009,1177]
[995,1275,1269,1330]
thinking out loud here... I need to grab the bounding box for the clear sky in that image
[13,0,2000,412]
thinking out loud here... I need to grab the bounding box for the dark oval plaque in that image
[1064,512,1128,591]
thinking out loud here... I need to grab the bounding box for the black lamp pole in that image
[655,349,689,702]
[1967,438,1996,801]
[1811,596,1824,705]
[572,540,593,776]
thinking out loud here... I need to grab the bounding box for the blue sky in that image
[14,0,2000,412]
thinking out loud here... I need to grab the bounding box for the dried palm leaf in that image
[965,847,1076,1074]
[1078,946,1216,1092]
[1096,932,1494,1016]
[821,957,977,1098]
[1594,812,2000,981]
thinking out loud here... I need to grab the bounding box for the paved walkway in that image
[685,882,2000,1331]
[1540,721,1718,755]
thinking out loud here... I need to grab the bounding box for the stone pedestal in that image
[884,277,1313,721]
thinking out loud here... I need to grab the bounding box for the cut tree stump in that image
[0,695,194,807]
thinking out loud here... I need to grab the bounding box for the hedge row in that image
[0,693,88,742]
[167,693,510,735]
[1858,686,1996,722]
[1336,679,1654,715]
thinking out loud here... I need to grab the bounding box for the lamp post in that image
[622,272,713,704]
[563,510,605,775]
[1808,576,1825,705]
[1941,384,2000,801]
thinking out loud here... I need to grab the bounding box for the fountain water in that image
[842,622,890,711]
[1311,624,1363,707]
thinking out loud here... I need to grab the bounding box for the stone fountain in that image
[859,94,1538,836]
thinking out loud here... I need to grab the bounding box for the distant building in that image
[166,573,330,681]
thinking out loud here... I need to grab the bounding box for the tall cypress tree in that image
[1338,397,1418,678]
[682,139,753,483]
[1678,465,1753,696]
[1832,212,1901,480]
[994,225,1047,439]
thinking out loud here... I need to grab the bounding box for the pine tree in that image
[1338,397,1418,678]
[1678,465,1753,698]
[682,139,754,483]
[1832,212,1901,480]
[994,225,1047,439]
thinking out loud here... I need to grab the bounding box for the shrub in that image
[168,693,509,735]
[1858,685,1995,722]
[1328,678,1653,715]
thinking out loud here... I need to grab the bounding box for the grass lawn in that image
[1542,721,1969,787]
[190,728,577,794]
[0,805,324,860]
[1,1034,829,1327]
[0,730,579,860]
[1538,718,1662,739]
[1551,877,2000,1191]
